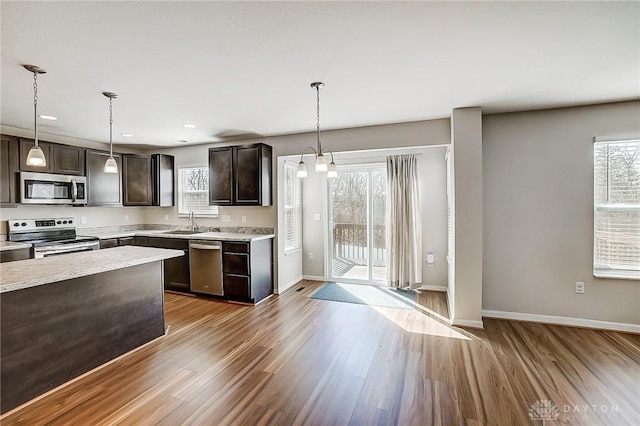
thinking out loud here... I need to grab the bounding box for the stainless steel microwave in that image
[20,172,87,205]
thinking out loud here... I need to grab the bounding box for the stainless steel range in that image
[7,217,100,258]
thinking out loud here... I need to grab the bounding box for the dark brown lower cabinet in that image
[0,248,31,263]
[222,239,273,304]
[99,237,135,249]
[145,237,190,293]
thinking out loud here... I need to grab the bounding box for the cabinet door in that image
[0,135,18,206]
[118,237,134,246]
[223,274,251,300]
[234,145,260,205]
[208,147,233,205]
[151,154,174,207]
[234,143,272,206]
[164,253,191,293]
[122,154,152,206]
[86,150,122,206]
[54,144,85,175]
[19,138,54,172]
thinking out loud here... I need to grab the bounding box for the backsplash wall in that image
[0,206,147,235]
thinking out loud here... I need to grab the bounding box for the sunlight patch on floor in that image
[371,306,471,340]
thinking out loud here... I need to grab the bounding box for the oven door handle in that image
[71,180,78,203]
[37,243,99,253]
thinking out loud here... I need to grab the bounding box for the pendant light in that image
[296,82,337,179]
[23,65,48,167]
[103,92,118,174]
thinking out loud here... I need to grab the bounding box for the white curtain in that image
[386,154,422,289]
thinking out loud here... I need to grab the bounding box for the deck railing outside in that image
[333,223,386,266]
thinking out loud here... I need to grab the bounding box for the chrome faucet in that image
[189,211,198,232]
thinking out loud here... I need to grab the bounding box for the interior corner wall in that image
[451,107,484,327]
[482,100,640,325]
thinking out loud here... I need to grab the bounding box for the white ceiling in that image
[2,1,638,148]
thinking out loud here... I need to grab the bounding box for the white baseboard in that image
[446,288,454,323]
[302,275,326,282]
[451,318,484,329]
[417,285,447,292]
[276,276,303,295]
[482,310,640,334]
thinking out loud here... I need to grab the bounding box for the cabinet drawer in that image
[100,239,118,249]
[223,253,249,274]
[224,274,250,299]
[223,242,249,254]
[118,237,134,246]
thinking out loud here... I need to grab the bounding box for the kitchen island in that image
[0,246,183,414]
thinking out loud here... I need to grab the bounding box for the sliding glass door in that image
[328,164,387,285]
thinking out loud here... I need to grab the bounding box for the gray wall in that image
[482,101,640,325]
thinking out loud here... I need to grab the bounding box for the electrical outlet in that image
[313,213,321,221]
[164,214,169,221]
[575,282,585,294]
[241,215,247,223]
[308,252,313,260]
[81,216,87,224]
[124,214,129,222]
[222,215,231,223]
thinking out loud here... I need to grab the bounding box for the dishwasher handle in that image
[190,243,221,250]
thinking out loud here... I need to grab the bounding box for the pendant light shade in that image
[296,161,308,178]
[327,161,338,178]
[296,82,336,179]
[23,65,48,167]
[103,92,119,174]
[314,153,327,172]
[26,145,47,166]
[104,156,118,173]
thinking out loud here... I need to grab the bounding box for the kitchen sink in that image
[163,230,205,235]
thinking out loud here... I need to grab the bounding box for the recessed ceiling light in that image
[178,140,189,143]
[121,133,134,137]
[183,124,196,128]
[39,115,58,120]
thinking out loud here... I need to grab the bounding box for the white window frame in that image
[284,161,302,254]
[593,138,640,280]
[177,166,219,217]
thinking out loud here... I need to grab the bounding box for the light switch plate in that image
[313,213,321,221]
[241,215,247,223]
[81,216,87,224]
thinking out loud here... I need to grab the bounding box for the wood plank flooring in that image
[2,280,638,425]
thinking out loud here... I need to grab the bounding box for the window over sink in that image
[178,167,219,217]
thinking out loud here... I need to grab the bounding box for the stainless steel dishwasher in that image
[189,241,223,296]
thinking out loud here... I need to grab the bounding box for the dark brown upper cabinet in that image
[208,143,272,206]
[19,138,84,175]
[53,144,85,175]
[208,147,233,205]
[151,154,175,207]
[86,150,122,206]
[18,138,54,173]
[122,153,175,207]
[0,135,19,206]
[122,154,152,206]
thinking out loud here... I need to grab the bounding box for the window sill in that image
[284,248,302,256]
[593,270,640,281]
[177,214,218,219]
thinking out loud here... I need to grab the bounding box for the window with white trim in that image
[284,161,302,253]
[177,167,219,217]
[593,139,640,279]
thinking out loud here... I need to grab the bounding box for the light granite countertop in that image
[0,241,32,252]
[79,230,275,242]
[0,246,183,293]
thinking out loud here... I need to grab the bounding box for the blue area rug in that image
[310,282,417,310]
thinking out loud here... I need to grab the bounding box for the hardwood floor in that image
[2,280,638,425]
